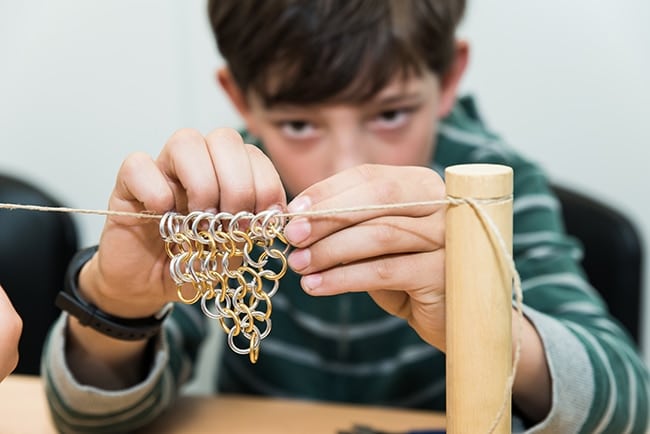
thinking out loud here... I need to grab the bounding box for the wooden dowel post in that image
[445,164,513,434]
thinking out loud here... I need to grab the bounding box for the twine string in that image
[0,197,511,220]
[0,203,163,219]
[0,198,521,432]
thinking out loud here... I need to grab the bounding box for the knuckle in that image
[244,143,264,156]
[320,242,339,268]
[417,167,445,195]
[374,256,393,281]
[205,127,244,146]
[353,163,377,181]
[120,152,150,175]
[374,221,398,245]
[164,128,206,156]
[169,128,204,145]
[373,178,400,204]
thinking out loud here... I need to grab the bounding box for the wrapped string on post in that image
[445,164,513,434]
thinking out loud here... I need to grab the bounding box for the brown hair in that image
[208,0,466,106]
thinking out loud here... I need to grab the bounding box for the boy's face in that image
[222,69,458,199]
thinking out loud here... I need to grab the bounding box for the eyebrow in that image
[372,92,424,106]
[264,90,424,113]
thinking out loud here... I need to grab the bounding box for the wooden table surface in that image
[0,374,446,433]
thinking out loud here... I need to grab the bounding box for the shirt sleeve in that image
[42,302,206,433]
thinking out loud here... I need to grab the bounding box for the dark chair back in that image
[553,184,644,345]
[0,174,79,375]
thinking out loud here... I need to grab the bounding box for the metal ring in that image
[176,283,202,304]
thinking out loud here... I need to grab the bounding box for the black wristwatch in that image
[55,246,172,341]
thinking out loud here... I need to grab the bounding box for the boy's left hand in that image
[284,164,448,351]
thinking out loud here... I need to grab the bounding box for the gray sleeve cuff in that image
[43,313,172,415]
[519,307,594,434]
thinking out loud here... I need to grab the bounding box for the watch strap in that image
[55,246,172,341]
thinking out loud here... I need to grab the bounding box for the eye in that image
[279,120,318,139]
[368,108,412,131]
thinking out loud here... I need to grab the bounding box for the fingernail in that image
[302,274,322,293]
[268,203,285,212]
[288,196,311,214]
[288,249,311,271]
[284,218,311,245]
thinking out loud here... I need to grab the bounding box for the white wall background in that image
[1,0,648,386]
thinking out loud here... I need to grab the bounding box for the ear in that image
[437,40,469,118]
[217,68,258,132]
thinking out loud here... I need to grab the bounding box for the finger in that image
[205,128,255,213]
[0,287,21,380]
[299,249,445,298]
[288,164,444,213]
[288,213,444,275]
[285,166,446,247]
[157,128,220,213]
[289,164,401,208]
[246,144,287,212]
[110,152,175,221]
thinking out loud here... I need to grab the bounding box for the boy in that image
[42,1,649,433]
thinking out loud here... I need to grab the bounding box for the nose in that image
[329,128,367,173]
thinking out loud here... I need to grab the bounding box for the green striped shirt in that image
[42,96,650,433]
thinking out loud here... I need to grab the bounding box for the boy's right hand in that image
[79,127,287,323]
[65,128,286,388]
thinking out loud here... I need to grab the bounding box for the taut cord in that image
[0,197,511,219]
